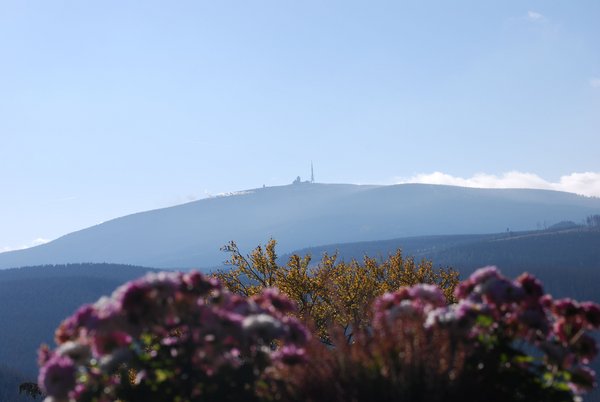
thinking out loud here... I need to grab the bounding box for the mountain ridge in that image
[286,227,600,302]
[1,183,599,270]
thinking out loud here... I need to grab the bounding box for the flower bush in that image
[275,267,600,402]
[38,271,309,402]
[38,267,599,402]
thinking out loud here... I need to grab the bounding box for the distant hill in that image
[0,263,159,378]
[288,227,600,302]
[1,183,599,270]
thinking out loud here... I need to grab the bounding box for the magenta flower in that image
[516,273,544,300]
[572,334,599,364]
[38,354,77,399]
[39,270,311,402]
[470,266,502,285]
[254,287,298,313]
[282,316,311,345]
[408,284,446,307]
[91,331,132,356]
[56,341,92,364]
[273,345,308,365]
[581,302,600,329]
[37,344,53,367]
[553,298,581,318]
[38,267,599,402]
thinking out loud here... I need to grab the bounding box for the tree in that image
[586,214,600,230]
[214,239,460,341]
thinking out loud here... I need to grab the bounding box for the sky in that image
[1,1,599,251]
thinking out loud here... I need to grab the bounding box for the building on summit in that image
[292,162,315,185]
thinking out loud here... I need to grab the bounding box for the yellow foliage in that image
[214,239,459,342]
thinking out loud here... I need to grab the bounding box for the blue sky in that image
[1,1,599,251]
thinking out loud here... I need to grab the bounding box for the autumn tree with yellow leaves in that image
[214,239,459,341]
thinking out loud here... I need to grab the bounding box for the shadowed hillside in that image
[289,228,600,302]
[0,263,159,378]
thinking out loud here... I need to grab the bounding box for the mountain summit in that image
[1,183,599,270]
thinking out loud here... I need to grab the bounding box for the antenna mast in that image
[311,161,314,183]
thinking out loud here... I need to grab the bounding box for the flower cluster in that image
[38,271,309,402]
[38,267,599,402]
[373,267,599,399]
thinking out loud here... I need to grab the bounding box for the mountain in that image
[0,263,159,378]
[288,227,600,302]
[1,183,599,270]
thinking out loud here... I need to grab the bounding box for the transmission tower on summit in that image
[311,161,315,183]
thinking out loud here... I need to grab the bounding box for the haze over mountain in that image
[1,183,599,270]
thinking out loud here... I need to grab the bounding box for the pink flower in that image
[282,316,311,345]
[553,318,583,343]
[254,288,297,314]
[454,279,475,300]
[181,271,220,295]
[475,277,524,305]
[581,302,600,329]
[273,345,308,365]
[37,344,53,367]
[92,331,132,356]
[572,335,599,364]
[39,270,312,402]
[470,266,502,285]
[516,273,544,300]
[517,307,548,335]
[553,298,581,318]
[56,341,92,364]
[38,355,76,399]
[54,304,97,344]
[408,284,446,307]
[116,281,152,318]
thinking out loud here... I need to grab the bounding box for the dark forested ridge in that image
[289,227,600,302]
[0,263,159,380]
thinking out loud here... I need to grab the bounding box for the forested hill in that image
[288,227,600,302]
[1,183,599,270]
[0,263,159,378]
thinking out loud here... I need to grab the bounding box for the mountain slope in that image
[0,263,159,377]
[1,183,599,269]
[288,228,600,302]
